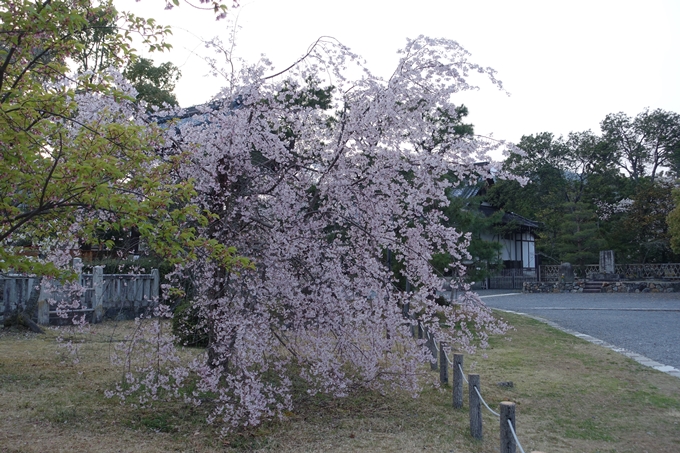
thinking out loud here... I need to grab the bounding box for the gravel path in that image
[475,290,680,374]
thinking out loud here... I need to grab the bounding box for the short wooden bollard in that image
[452,353,464,409]
[439,342,448,384]
[500,401,516,453]
[469,374,482,439]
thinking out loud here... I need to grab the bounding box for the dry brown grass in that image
[1,312,679,452]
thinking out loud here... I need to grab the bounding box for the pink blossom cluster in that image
[596,198,634,221]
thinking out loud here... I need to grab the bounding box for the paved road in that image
[476,290,680,373]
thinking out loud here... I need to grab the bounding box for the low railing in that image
[81,272,159,308]
[417,322,543,453]
[39,266,160,325]
[614,263,680,280]
[540,263,680,282]
[539,264,598,281]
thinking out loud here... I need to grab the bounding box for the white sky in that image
[118,0,680,149]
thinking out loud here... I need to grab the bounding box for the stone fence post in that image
[600,250,615,274]
[151,268,159,302]
[93,266,104,323]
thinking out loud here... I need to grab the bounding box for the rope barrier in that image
[458,361,528,453]
[508,419,526,453]
[444,349,453,366]
[473,385,500,417]
[457,363,468,384]
[419,321,431,341]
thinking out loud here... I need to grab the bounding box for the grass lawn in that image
[1,311,679,452]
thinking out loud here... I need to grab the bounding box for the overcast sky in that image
[118,0,680,150]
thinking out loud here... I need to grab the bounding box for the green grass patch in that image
[1,311,679,452]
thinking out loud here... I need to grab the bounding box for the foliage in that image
[553,202,606,267]
[492,112,680,266]
[0,0,244,277]
[619,179,679,263]
[438,187,504,282]
[601,108,680,184]
[171,299,209,347]
[123,57,181,110]
[69,0,120,73]
[83,255,173,280]
[667,188,680,255]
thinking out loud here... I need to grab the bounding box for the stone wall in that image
[600,281,680,293]
[524,280,680,293]
[523,280,585,293]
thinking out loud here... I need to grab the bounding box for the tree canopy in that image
[0,0,241,277]
[489,108,680,266]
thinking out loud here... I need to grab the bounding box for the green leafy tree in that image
[70,0,120,73]
[667,188,680,255]
[123,57,181,109]
[601,108,680,184]
[0,0,242,278]
[619,180,678,263]
[489,131,618,264]
[554,202,606,269]
[432,190,504,283]
[67,1,182,110]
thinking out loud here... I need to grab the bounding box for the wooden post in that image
[93,266,104,323]
[439,342,448,384]
[469,374,482,439]
[453,353,464,409]
[500,401,516,453]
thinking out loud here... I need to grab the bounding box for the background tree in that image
[67,0,183,110]
[618,179,677,263]
[488,130,617,265]
[70,0,120,73]
[667,188,680,254]
[601,108,680,184]
[436,178,504,284]
[123,57,181,109]
[554,201,607,269]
